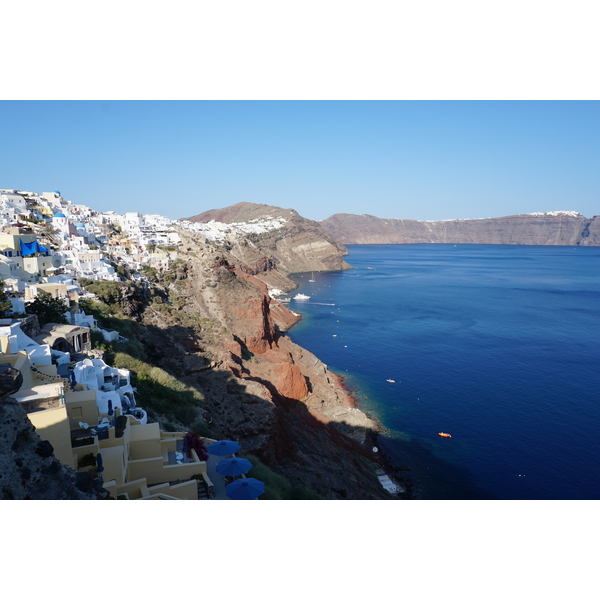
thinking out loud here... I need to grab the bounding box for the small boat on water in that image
[308,272,315,282]
[387,379,395,383]
[438,432,451,438]
[294,293,310,300]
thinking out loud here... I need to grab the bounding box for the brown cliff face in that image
[136,226,388,499]
[182,202,353,280]
[322,212,600,246]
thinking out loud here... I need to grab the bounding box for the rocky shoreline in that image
[331,371,416,500]
[126,223,397,499]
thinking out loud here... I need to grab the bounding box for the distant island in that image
[320,211,600,246]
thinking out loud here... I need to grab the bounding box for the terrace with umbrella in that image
[205,440,265,500]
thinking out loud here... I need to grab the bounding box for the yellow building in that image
[0,231,62,280]
[24,282,69,301]
[148,249,171,271]
[0,231,37,255]
[2,321,212,500]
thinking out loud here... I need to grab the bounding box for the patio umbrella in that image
[226,478,265,500]
[107,399,114,416]
[207,440,240,457]
[216,457,252,477]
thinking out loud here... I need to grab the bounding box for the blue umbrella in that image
[207,440,240,456]
[216,457,252,477]
[107,399,114,416]
[96,453,104,483]
[226,478,265,500]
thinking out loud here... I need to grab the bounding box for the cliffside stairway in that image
[31,366,71,390]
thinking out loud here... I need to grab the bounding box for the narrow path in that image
[205,454,231,500]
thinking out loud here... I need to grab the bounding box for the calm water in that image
[288,244,600,500]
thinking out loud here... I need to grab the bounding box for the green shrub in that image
[112,352,205,427]
[82,291,207,431]
[115,415,128,437]
[78,279,123,305]
[100,315,144,340]
[26,291,68,326]
[90,329,106,348]
[243,455,323,500]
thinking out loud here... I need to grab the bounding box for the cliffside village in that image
[0,188,268,500]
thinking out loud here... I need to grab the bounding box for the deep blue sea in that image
[287,244,600,500]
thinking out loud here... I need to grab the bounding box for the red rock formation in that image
[137,225,389,498]
[223,336,242,360]
[226,286,275,355]
[268,362,309,402]
[232,268,269,295]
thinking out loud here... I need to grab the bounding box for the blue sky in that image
[2,100,598,221]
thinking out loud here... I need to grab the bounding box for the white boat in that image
[294,293,310,300]
[387,379,395,383]
[308,272,315,282]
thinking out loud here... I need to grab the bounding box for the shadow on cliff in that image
[197,364,496,500]
[130,324,495,500]
[127,323,398,499]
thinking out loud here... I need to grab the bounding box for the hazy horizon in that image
[2,101,598,223]
[184,202,593,223]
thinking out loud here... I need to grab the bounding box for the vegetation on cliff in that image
[81,291,208,430]
[26,291,69,326]
[112,352,206,430]
[75,215,391,499]
[243,455,323,500]
[0,280,13,318]
[78,281,327,499]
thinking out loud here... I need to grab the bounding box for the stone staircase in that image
[31,366,71,390]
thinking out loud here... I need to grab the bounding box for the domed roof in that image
[54,212,66,218]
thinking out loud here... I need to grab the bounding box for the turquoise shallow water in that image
[287,244,600,500]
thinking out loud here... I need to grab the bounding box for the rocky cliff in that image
[133,210,393,499]
[321,211,600,246]
[1,203,393,500]
[182,202,353,276]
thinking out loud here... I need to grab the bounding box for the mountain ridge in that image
[180,202,352,275]
[320,211,600,246]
